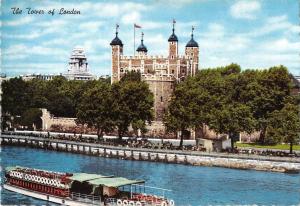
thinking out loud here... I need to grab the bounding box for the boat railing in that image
[70,192,101,204]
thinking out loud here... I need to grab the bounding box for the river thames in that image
[1,146,299,205]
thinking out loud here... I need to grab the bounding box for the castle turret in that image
[136,32,148,55]
[185,26,199,75]
[110,24,123,84]
[168,19,178,59]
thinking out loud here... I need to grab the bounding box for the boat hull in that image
[3,184,102,206]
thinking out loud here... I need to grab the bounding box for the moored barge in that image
[3,166,174,206]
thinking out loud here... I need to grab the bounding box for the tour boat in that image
[3,166,175,206]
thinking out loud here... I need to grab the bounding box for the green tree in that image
[266,103,300,153]
[248,66,290,144]
[76,82,114,139]
[164,77,208,148]
[111,72,154,140]
[2,77,29,116]
[19,108,42,130]
[210,103,255,149]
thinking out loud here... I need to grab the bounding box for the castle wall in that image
[41,109,77,131]
[142,74,175,121]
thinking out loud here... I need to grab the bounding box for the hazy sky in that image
[2,0,299,77]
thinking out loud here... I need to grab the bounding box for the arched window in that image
[161,96,163,102]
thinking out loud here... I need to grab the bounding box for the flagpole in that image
[134,24,136,56]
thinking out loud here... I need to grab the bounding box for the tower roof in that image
[110,24,123,46]
[168,19,178,42]
[137,32,148,52]
[186,26,198,47]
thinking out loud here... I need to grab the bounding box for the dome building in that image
[65,47,95,81]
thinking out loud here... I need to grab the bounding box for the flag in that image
[134,23,142,28]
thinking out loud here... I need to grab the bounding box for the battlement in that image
[121,55,167,60]
[141,73,176,81]
[120,55,189,60]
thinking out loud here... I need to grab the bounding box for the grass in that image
[236,143,300,151]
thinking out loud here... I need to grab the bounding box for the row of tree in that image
[1,73,154,139]
[164,64,300,152]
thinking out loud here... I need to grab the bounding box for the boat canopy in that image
[69,173,113,182]
[87,177,145,188]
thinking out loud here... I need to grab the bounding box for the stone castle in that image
[110,22,199,120]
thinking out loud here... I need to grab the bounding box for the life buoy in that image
[128,201,135,206]
[161,201,167,206]
[50,180,55,186]
[117,199,123,206]
[135,201,142,206]
[123,200,129,206]
[169,199,175,206]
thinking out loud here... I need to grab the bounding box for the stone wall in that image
[40,109,76,131]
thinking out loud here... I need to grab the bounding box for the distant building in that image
[64,47,95,81]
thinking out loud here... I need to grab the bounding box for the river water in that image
[1,146,299,206]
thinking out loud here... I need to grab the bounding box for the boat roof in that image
[87,177,145,187]
[69,173,113,182]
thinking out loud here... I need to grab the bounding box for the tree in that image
[19,108,42,130]
[2,77,29,116]
[244,66,290,144]
[111,72,154,140]
[210,103,256,149]
[76,82,114,139]
[266,103,300,153]
[164,77,208,148]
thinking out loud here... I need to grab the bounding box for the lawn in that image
[236,143,300,151]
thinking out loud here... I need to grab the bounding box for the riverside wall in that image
[1,134,300,174]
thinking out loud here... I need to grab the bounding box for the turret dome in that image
[186,27,198,47]
[137,32,148,53]
[168,19,178,42]
[110,24,123,46]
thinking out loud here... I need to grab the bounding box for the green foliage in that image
[19,108,42,130]
[165,64,293,149]
[2,77,30,116]
[76,82,114,138]
[112,73,154,139]
[120,71,141,82]
[266,103,300,153]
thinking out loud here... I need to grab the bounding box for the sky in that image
[1,0,300,77]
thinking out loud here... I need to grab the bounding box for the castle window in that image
[171,69,174,74]
[191,53,193,56]
[120,68,124,72]
[171,55,174,59]
[160,96,163,102]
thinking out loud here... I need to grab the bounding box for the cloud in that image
[3,16,34,26]
[3,44,68,61]
[259,38,300,53]
[121,11,141,25]
[230,0,261,20]
[248,15,296,37]
[79,21,104,32]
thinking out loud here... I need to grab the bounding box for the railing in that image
[70,192,101,204]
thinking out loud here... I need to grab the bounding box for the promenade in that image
[2,133,300,174]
